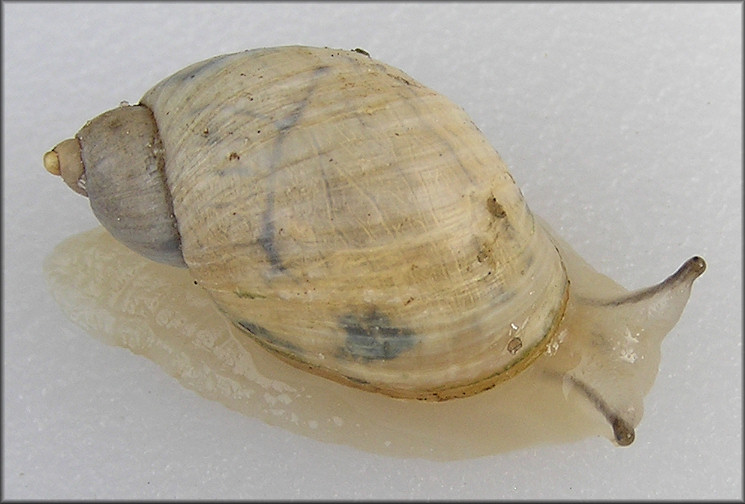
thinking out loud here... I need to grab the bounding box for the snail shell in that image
[44,45,705,445]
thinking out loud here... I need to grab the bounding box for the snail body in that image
[45,46,705,445]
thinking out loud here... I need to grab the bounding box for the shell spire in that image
[44,138,87,196]
[43,104,186,267]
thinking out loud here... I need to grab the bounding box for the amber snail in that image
[44,45,705,446]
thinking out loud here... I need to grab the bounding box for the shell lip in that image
[409,262,571,402]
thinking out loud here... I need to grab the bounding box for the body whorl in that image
[140,46,568,399]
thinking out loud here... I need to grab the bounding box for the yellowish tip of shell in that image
[43,150,61,176]
[46,138,88,197]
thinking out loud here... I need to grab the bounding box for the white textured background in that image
[3,2,741,499]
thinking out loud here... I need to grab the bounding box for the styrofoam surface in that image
[3,3,741,499]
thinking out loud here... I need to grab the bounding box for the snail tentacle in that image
[565,374,636,446]
[579,256,707,307]
[537,256,705,444]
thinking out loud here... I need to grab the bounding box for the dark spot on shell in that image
[338,309,417,361]
[234,289,266,299]
[173,55,249,87]
[476,247,490,263]
[236,321,300,353]
[353,47,370,57]
[388,73,411,86]
[507,337,522,354]
[344,375,370,385]
[228,152,240,161]
[487,197,506,218]
[237,320,270,338]
[258,221,285,272]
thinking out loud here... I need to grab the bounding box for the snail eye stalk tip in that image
[612,417,636,446]
[685,256,707,279]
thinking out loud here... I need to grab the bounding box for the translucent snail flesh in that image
[44,45,705,446]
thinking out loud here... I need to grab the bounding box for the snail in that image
[44,45,705,446]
